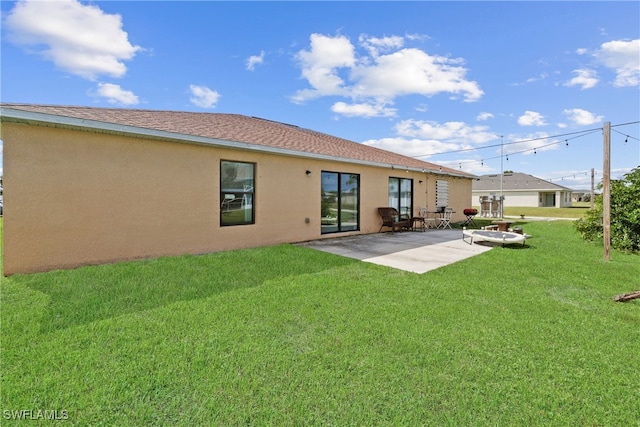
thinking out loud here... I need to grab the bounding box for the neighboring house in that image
[472,172,573,209]
[1,104,475,275]
[572,191,595,203]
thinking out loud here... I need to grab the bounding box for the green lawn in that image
[472,205,591,219]
[1,221,639,425]
[503,205,591,219]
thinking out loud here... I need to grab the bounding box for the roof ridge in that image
[0,102,248,117]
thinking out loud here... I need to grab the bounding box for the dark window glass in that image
[221,161,255,226]
[388,177,413,217]
[321,171,360,234]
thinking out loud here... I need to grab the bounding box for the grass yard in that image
[1,220,639,425]
[503,205,591,219]
[471,205,591,219]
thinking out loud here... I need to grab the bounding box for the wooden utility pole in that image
[603,122,611,261]
[590,168,595,210]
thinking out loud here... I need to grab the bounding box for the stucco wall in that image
[473,191,540,207]
[2,122,473,274]
[473,190,573,208]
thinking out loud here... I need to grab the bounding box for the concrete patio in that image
[296,229,494,274]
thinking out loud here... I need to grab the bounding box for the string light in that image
[546,169,599,182]
[459,129,605,170]
[440,121,639,174]
[612,127,640,143]
[417,122,638,163]
[412,126,606,159]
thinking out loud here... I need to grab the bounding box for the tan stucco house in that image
[472,172,573,209]
[1,104,475,275]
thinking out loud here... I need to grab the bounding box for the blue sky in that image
[1,1,639,189]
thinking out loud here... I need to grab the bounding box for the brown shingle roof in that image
[1,103,474,178]
[473,172,573,191]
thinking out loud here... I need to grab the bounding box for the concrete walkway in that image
[296,229,494,274]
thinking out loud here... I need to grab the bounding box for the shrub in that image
[575,166,640,252]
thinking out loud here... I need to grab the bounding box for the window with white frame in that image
[436,180,449,209]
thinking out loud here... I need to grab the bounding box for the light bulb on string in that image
[565,140,569,147]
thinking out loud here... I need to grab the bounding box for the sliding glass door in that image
[321,171,360,234]
[388,177,413,217]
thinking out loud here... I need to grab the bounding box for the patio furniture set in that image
[378,206,530,247]
[377,207,455,233]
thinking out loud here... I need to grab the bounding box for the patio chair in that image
[437,207,454,229]
[377,207,411,233]
[417,207,437,230]
[221,193,238,211]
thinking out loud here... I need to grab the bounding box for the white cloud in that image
[563,108,604,126]
[395,119,496,144]
[246,51,265,71]
[292,33,483,116]
[361,119,497,161]
[526,73,549,84]
[518,111,547,126]
[405,33,430,42]
[564,69,599,90]
[292,33,355,102]
[362,136,464,159]
[350,47,483,102]
[358,34,404,57]
[95,83,139,105]
[594,39,640,87]
[476,112,494,121]
[189,85,221,108]
[331,102,396,118]
[5,0,141,80]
